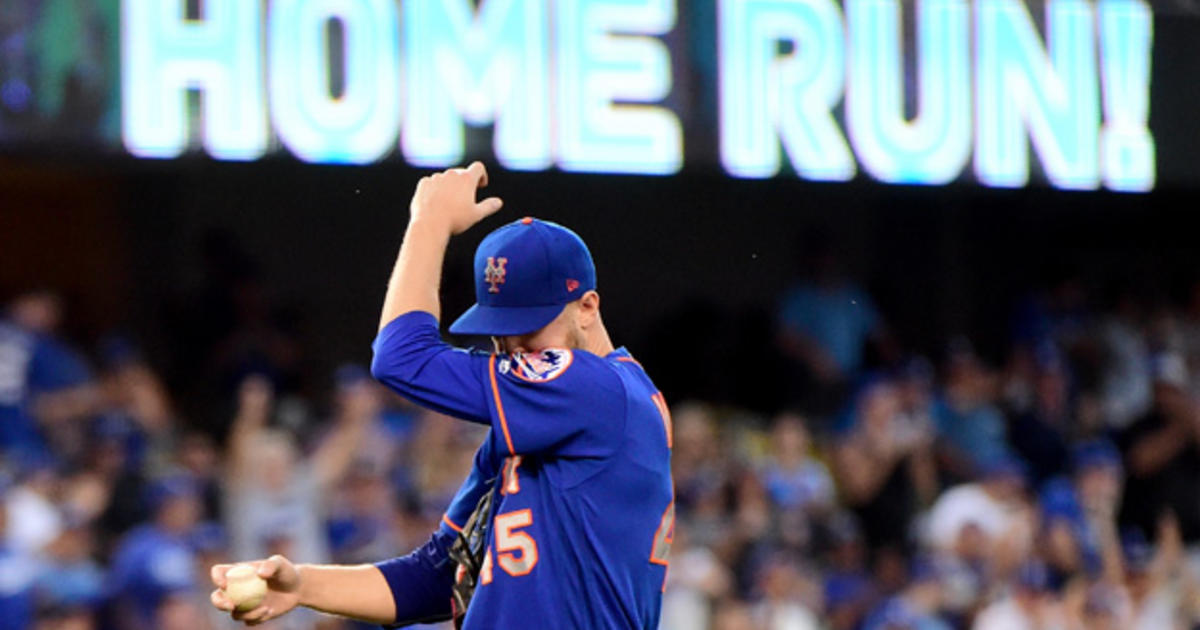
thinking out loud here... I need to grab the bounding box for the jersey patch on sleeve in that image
[500,349,574,383]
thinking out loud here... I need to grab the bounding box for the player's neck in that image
[585,320,616,357]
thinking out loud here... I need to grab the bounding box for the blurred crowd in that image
[659,255,1200,630]
[0,289,487,630]
[4,258,1200,630]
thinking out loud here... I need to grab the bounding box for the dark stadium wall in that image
[3,158,1194,415]
[0,161,130,340]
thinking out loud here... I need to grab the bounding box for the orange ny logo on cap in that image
[485,257,508,293]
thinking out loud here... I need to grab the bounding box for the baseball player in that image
[211,162,675,629]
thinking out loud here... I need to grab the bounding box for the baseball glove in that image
[447,480,498,629]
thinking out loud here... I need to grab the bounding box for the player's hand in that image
[211,555,303,626]
[409,161,504,236]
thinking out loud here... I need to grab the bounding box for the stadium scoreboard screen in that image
[4,1,1181,192]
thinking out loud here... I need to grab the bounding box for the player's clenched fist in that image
[210,555,303,625]
[409,161,504,236]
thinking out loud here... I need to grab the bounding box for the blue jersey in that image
[0,321,91,456]
[371,311,674,629]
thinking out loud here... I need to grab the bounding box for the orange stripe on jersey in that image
[490,354,517,455]
[442,514,464,533]
[651,392,673,448]
[615,356,643,368]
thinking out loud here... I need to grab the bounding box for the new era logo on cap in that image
[566,279,580,292]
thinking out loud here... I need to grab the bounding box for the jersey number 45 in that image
[480,458,675,588]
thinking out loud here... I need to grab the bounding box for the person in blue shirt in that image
[1039,439,1125,585]
[211,163,675,629]
[0,480,37,630]
[931,340,1011,481]
[861,557,952,630]
[109,474,206,629]
[0,290,93,459]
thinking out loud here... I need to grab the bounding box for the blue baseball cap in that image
[1016,560,1051,592]
[449,217,596,337]
[1121,528,1154,572]
[144,473,201,513]
[980,453,1028,484]
[334,363,371,387]
[908,555,943,583]
[1072,439,1122,474]
[824,574,871,608]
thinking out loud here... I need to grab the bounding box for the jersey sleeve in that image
[371,311,626,458]
[371,311,491,424]
[372,529,456,627]
[485,349,626,458]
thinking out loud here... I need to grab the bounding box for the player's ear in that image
[576,291,600,328]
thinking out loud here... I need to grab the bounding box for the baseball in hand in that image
[223,564,268,612]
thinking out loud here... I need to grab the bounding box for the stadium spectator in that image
[93,337,177,473]
[970,561,1065,630]
[925,455,1034,575]
[758,413,834,518]
[661,524,733,630]
[401,408,487,522]
[175,431,223,523]
[861,558,952,630]
[0,291,95,461]
[673,402,734,552]
[34,511,105,618]
[107,474,206,630]
[710,598,756,630]
[776,232,893,411]
[932,340,1011,481]
[1118,352,1200,544]
[88,342,182,542]
[833,380,936,553]
[893,357,938,462]
[0,480,37,629]
[820,512,876,630]
[1174,277,1200,397]
[1120,519,1187,630]
[1097,287,1153,431]
[1006,345,1073,485]
[748,557,821,630]
[4,455,63,554]
[1039,440,1125,585]
[223,374,370,566]
[325,460,398,565]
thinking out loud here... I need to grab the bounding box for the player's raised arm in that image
[369,164,501,424]
[378,162,503,330]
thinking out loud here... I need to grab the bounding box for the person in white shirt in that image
[973,561,1070,630]
[925,456,1034,561]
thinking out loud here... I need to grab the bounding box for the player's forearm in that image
[379,163,501,331]
[379,218,452,331]
[295,563,397,624]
